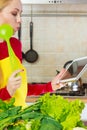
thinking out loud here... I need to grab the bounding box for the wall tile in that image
[20,4,87,83]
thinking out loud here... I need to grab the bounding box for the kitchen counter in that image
[26,95,87,103]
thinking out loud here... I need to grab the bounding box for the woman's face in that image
[0,0,22,33]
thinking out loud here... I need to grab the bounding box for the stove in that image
[31,82,86,96]
[51,88,85,96]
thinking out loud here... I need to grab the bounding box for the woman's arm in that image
[27,82,53,96]
[27,68,68,96]
[0,87,11,100]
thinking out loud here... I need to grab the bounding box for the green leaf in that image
[39,93,85,129]
[0,98,15,111]
[8,125,26,130]
[21,111,43,120]
[39,116,63,130]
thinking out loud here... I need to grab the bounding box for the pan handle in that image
[30,21,33,50]
[18,25,21,40]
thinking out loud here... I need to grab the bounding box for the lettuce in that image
[0,94,86,130]
[39,93,85,130]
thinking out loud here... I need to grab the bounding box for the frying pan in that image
[25,6,38,63]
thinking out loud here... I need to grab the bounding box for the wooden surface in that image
[26,95,87,103]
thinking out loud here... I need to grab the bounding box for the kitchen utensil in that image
[25,5,38,63]
[63,60,73,68]
[0,24,16,71]
[58,56,87,83]
[0,24,20,71]
[0,24,14,63]
[25,22,38,63]
[0,24,13,40]
[18,25,25,59]
[18,25,21,40]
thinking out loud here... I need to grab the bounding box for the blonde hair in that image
[0,0,12,11]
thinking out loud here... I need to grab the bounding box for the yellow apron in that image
[0,44,27,108]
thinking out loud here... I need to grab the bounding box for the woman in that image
[0,0,66,107]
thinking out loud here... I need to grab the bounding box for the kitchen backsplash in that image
[15,4,87,83]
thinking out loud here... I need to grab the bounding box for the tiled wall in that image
[18,4,87,83]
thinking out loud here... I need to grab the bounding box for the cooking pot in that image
[56,60,85,95]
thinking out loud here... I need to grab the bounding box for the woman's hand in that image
[51,68,66,91]
[7,69,23,96]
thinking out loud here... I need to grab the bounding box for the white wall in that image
[20,4,87,83]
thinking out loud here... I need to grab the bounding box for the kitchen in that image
[19,0,87,127]
[1,0,87,129]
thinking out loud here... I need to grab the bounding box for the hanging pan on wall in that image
[25,5,38,63]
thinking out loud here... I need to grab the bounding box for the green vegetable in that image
[39,93,85,129]
[21,111,43,120]
[20,101,42,115]
[31,116,42,130]
[0,111,8,121]
[39,94,70,122]
[0,98,15,111]
[7,124,26,130]
[0,94,86,130]
[39,116,63,130]
[0,105,21,122]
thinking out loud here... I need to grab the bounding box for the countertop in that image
[26,95,87,103]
